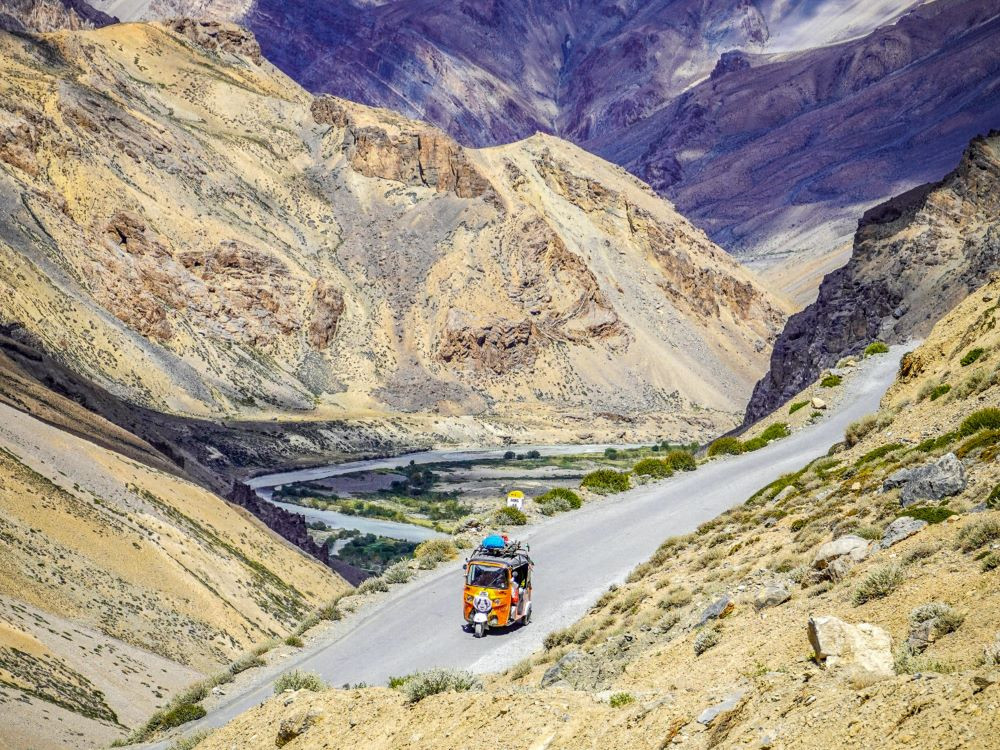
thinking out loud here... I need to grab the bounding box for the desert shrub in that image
[382,562,413,584]
[581,469,631,494]
[167,730,214,750]
[895,646,956,675]
[855,524,884,541]
[228,651,266,676]
[741,436,769,452]
[983,638,1000,667]
[910,602,964,637]
[916,432,958,452]
[658,587,692,610]
[536,487,583,509]
[508,659,532,680]
[664,449,697,472]
[708,437,743,457]
[865,341,890,356]
[929,383,951,401]
[503,450,515,459]
[899,506,956,524]
[156,703,207,731]
[693,626,721,656]
[820,374,842,388]
[604,447,619,459]
[538,496,570,515]
[414,538,458,567]
[745,470,804,506]
[526,450,541,459]
[318,602,343,621]
[610,588,646,614]
[789,400,809,414]
[760,422,791,442]
[903,542,939,564]
[274,670,326,694]
[959,408,1000,436]
[855,443,905,466]
[357,576,389,595]
[956,518,1000,552]
[494,506,527,525]
[284,635,304,648]
[609,692,635,708]
[853,564,904,605]
[543,627,575,650]
[982,552,1000,572]
[399,669,481,703]
[633,458,675,478]
[961,347,985,366]
[845,415,877,446]
[987,484,1000,510]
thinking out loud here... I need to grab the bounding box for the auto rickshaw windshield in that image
[466,563,508,589]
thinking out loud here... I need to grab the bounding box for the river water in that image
[251,443,640,541]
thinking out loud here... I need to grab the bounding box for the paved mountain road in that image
[151,350,903,746]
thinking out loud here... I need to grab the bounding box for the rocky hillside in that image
[0,395,348,749]
[0,21,787,446]
[197,275,1000,750]
[745,129,1000,425]
[0,0,115,32]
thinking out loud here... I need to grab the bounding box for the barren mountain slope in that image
[198,278,1000,750]
[0,21,787,443]
[0,400,347,749]
[746,129,1000,424]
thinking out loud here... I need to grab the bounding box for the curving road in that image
[151,349,903,747]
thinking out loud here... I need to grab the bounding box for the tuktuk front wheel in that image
[474,622,485,638]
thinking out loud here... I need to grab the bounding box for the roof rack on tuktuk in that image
[471,533,530,560]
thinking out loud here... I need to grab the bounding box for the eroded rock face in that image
[746,131,1000,424]
[308,280,345,350]
[808,616,894,679]
[168,18,263,65]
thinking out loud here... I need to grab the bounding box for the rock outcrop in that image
[745,130,1000,423]
[807,616,894,679]
[883,453,967,507]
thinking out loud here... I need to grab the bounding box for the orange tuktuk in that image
[463,535,533,638]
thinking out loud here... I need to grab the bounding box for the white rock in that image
[810,397,827,410]
[808,616,894,679]
[812,535,871,570]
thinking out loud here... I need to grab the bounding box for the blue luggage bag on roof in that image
[482,534,505,549]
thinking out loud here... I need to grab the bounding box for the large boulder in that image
[754,584,791,611]
[880,516,928,548]
[540,651,583,687]
[812,535,871,581]
[698,595,734,625]
[807,616,894,679]
[882,453,966,507]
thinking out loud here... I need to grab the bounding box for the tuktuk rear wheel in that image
[474,622,485,638]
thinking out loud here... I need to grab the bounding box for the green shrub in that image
[957,430,1000,459]
[853,564,904,605]
[899,506,956,524]
[929,383,951,401]
[398,669,481,703]
[707,437,743,457]
[284,635,304,648]
[526,450,541,459]
[895,645,956,675]
[536,487,583,509]
[633,458,675,478]
[228,651,266,676]
[845,415,877,446]
[538,496,570,515]
[916,432,958,452]
[741,436,769,452]
[820,374,842,388]
[609,692,635,708]
[760,422,791,442]
[664,449,697,472]
[956,518,1000,552]
[789,401,809,414]
[604,447,619,459]
[156,703,207,731]
[855,443,905,466]
[581,469,631,494]
[494,506,527,525]
[693,626,721,656]
[981,552,1000,572]
[414,539,458,566]
[961,347,985,366]
[958,408,1000,436]
[865,341,890,356]
[274,670,326,694]
[382,562,413,584]
[503,450,515,459]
